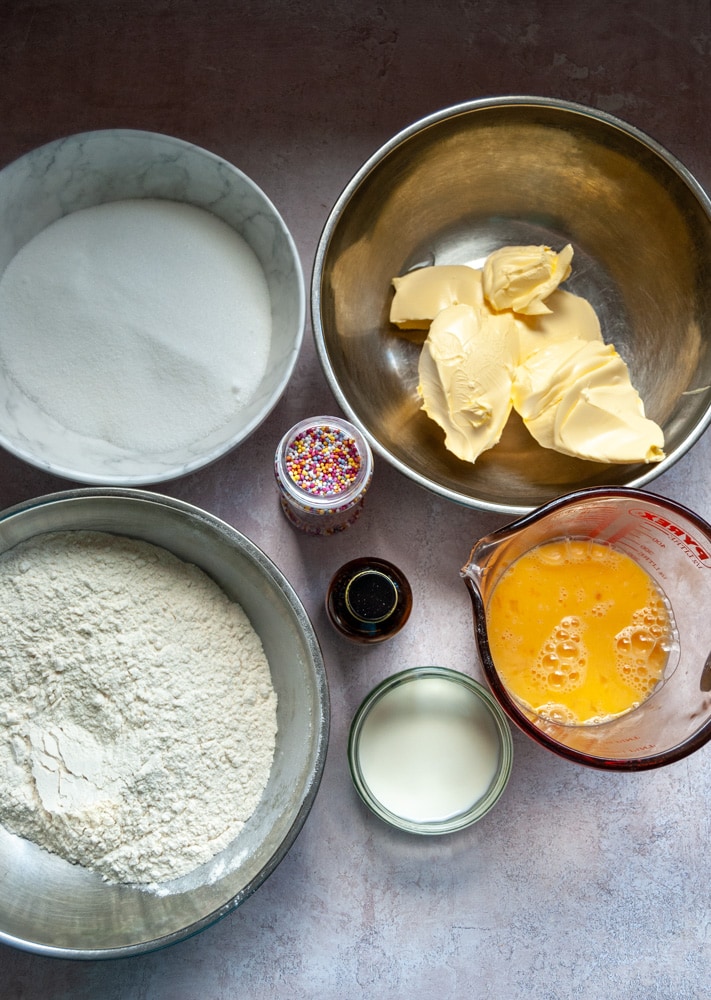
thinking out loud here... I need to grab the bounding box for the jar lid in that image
[348,667,513,834]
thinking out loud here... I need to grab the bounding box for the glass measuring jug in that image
[462,487,711,770]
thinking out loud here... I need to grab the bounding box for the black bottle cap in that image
[326,557,412,643]
[345,569,399,624]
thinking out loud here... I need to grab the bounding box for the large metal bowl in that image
[0,490,329,959]
[312,97,711,514]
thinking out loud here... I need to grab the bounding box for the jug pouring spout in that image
[460,542,489,604]
[461,548,484,618]
[460,522,524,610]
[460,546,483,590]
[460,528,517,643]
[461,493,580,611]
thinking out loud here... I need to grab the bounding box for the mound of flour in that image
[0,199,272,453]
[0,531,277,885]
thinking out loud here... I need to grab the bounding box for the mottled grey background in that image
[1,2,710,997]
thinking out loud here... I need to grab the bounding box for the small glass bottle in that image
[326,557,412,643]
[274,416,374,536]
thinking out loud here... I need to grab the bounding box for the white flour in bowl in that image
[0,531,278,885]
[0,199,272,453]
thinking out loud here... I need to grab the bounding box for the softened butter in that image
[390,245,665,466]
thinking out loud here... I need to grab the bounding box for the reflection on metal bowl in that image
[312,96,711,514]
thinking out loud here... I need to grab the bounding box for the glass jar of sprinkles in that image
[274,416,374,535]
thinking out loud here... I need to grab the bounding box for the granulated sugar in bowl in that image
[0,130,304,484]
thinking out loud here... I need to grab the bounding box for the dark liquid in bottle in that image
[326,557,412,643]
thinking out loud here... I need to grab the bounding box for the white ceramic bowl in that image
[0,130,305,484]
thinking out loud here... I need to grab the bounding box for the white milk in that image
[357,676,502,824]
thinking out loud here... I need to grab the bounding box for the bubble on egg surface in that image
[533,544,566,567]
[531,615,587,693]
[591,599,613,619]
[536,703,578,725]
[533,537,620,570]
[614,599,669,696]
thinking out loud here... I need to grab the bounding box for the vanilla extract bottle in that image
[326,557,412,643]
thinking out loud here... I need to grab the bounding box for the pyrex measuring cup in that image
[462,487,711,770]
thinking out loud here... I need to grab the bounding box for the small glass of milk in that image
[348,666,513,834]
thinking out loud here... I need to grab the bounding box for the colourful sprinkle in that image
[285,424,362,497]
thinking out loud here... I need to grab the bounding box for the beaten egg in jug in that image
[486,539,676,725]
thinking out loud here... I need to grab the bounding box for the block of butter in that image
[390,265,484,329]
[390,245,665,466]
[417,304,518,463]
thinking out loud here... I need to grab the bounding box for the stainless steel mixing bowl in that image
[0,489,329,958]
[312,96,711,514]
